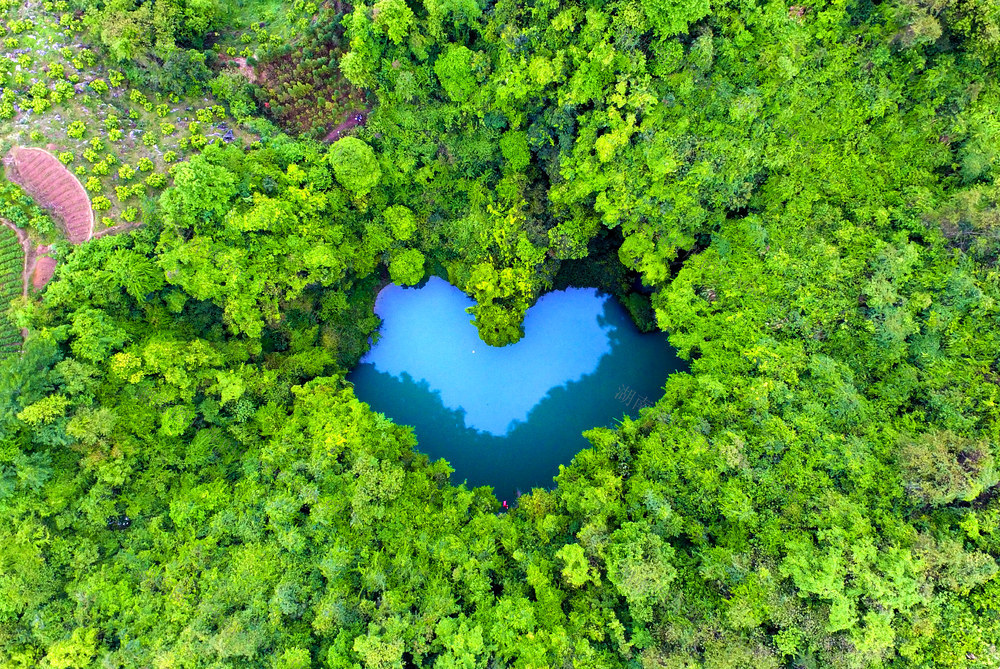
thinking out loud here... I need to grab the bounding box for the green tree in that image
[329,137,381,196]
[389,248,425,285]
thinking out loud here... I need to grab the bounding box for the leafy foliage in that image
[3,0,1000,665]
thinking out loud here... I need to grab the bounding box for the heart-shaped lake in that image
[347,277,685,498]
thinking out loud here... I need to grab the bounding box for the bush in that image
[92,196,111,211]
[89,79,108,95]
[57,151,73,165]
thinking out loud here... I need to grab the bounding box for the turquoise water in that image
[347,277,685,500]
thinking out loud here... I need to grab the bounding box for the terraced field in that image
[6,147,93,243]
[0,226,23,361]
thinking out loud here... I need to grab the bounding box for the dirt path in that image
[324,109,369,142]
[93,222,141,239]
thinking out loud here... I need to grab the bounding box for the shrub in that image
[121,207,138,222]
[118,164,135,181]
[138,157,154,172]
[92,196,111,211]
[160,123,176,136]
[108,70,124,87]
[31,97,50,114]
[57,151,73,165]
[146,172,167,188]
[107,128,123,142]
[88,137,105,152]
[163,151,177,163]
[89,79,108,95]
[51,81,73,102]
[85,176,101,191]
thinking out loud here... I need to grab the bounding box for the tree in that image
[373,0,415,45]
[388,248,425,285]
[158,154,237,230]
[434,44,476,103]
[899,430,998,506]
[329,137,381,196]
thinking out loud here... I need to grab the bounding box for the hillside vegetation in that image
[1,0,1000,667]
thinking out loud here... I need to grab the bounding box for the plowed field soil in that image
[5,147,93,243]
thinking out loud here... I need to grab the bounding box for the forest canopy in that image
[1,0,1000,666]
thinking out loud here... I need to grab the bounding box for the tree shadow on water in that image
[346,299,687,501]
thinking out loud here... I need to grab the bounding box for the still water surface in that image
[347,277,685,499]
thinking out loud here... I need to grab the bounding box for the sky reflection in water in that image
[348,277,685,498]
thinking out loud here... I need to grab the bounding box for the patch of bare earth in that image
[5,146,94,244]
[31,245,56,290]
[219,54,258,84]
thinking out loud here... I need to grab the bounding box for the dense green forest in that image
[2,0,1000,665]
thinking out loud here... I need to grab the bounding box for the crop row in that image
[0,320,20,360]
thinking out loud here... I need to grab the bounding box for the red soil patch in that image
[5,147,94,244]
[32,253,56,290]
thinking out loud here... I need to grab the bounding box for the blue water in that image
[347,277,685,499]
